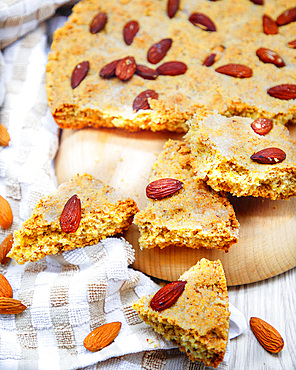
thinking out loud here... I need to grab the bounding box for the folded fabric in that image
[0,237,247,370]
[0,0,76,49]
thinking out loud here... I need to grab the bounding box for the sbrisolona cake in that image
[46,0,296,132]
[8,174,138,264]
[133,139,239,252]
[133,258,230,368]
[185,111,296,199]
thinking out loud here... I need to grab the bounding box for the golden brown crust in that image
[133,140,239,251]
[9,174,139,264]
[46,0,296,132]
[185,111,296,199]
[133,258,230,368]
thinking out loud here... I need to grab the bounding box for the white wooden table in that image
[227,267,295,369]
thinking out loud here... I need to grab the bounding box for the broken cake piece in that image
[133,258,230,369]
[133,139,239,252]
[185,111,296,199]
[9,174,138,264]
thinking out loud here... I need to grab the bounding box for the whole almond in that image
[115,56,136,81]
[287,39,296,49]
[84,322,122,352]
[89,12,108,34]
[250,0,264,4]
[276,7,296,26]
[251,147,286,164]
[99,59,121,78]
[156,61,187,76]
[267,84,296,100]
[146,178,183,200]
[263,14,278,35]
[167,0,180,18]
[71,61,89,89]
[0,297,26,314]
[189,12,216,32]
[256,48,285,67]
[251,118,273,136]
[147,39,172,64]
[123,20,139,45]
[133,90,159,112]
[203,45,225,67]
[215,64,253,78]
[250,317,284,353]
[150,281,187,312]
[60,194,81,233]
[135,65,158,80]
[0,274,13,298]
[0,234,13,264]
[0,196,13,230]
[0,124,10,147]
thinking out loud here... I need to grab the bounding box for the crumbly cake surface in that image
[133,258,230,368]
[133,140,239,251]
[185,111,296,199]
[46,0,296,132]
[9,174,138,264]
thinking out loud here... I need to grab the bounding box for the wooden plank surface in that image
[55,127,296,286]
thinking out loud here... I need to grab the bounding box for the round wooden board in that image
[55,127,296,286]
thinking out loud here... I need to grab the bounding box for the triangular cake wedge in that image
[133,258,230,368]
[9,174,138,264]
[185,111,296,199]
[133,140,239,252]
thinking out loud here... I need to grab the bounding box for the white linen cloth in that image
[0,8,247,370]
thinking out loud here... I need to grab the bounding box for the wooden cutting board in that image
[55,127,296,286]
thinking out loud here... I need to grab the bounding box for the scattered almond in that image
[267,84,296,100]
[84,322,122,352]
[0,234,13,264]
[215,64,253,78]
[133,89,159,112]
[0,124,10,147]
[150,281,187,312]
[203,45,225,67]
[99,59,121,78]
[251,118,273,136]
[115,56,136,81]
[123,20,139,45]
[60,194,81,233]
[167,0,180,18]
[71,61,89,89]
[250,147,286,164]
[147,39,172,64]
[189,12,216,31]
[0,274,13,298]
[250,0,264,4]
[0,196,13,230]
[276,6,296,26]
[0,297,26,314]
[135,65,158,80]
[256,48,285,68]
[146,178,183,200]
[263,14,278,35]
[156,61,187,76]
[89,12,108,34]
[250,317,284,353]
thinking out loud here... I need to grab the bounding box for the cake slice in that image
[185,111,296,199]
[9,174,138,264]
[133,140,239,252]
[133,258,230,368]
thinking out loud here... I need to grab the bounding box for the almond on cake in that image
[8,174,138,264]
[133,139,239,252]
[185,111,296,199]
[133,258,230,369]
